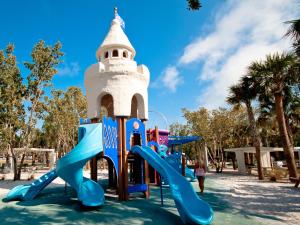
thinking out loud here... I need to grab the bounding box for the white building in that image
[224,147,300,174]
[84,11,150,120]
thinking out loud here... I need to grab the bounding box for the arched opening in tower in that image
[130,94,145,119]
[100,94,114,119]
[130,95,138,118]
[98,156,118,190]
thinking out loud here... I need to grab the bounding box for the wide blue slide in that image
[131,145,213,225]
[5,123,104,207]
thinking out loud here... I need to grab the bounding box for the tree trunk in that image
[32,153,36,166]
[45,152,50,167]
[274,94,298,178]
[9,145,19,181]
[5,153,10,168]
[212,139,217,159]
[17,153,26,180]
[12,155,18,180]
[284,115,294,147]
[245,101,264,180]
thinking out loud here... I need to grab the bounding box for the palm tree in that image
[258,85,300,148]
[227,76,264,180]
[186,0,202,10]
[249,52,299,178]
[285,19,300,58]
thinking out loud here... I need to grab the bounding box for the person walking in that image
[194,161,206,195]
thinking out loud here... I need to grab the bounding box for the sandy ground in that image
[204,169,300,225]
[0,169,299,225]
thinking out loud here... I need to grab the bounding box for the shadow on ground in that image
[0,173,298,225]
[0,185,182,225]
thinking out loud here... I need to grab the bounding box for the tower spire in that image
[114,7,117,18]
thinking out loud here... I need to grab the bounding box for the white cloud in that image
[178,0,299,109]
[153,66,183,92]
[198,42,288,109]
[57,62,80,77]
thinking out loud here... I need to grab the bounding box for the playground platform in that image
[0,170,299,225]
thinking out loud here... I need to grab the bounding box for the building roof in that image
[224,147,300,153]
[13,148,55,152]
[96,18,135,59]
[168,136,201,146]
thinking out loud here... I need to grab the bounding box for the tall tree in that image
[250,52,299,178]
[17,40,63,179]
[285,19,300,58]
[182,107,250,167]
[227,76,264,180]
[43,87,87,158]
[186,0,202,10]
[182,108,213,162]
[258,85,300,147]
[169,122,198,159]
[0,44,26,180]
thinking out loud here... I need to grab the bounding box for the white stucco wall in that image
[84,61,149,119]
[85,16,149,120]
[261,152,271,168]
[235,151,246,174]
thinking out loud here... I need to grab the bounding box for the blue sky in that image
[1,0,299,129]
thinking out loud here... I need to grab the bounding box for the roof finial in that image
[114,7,118,18]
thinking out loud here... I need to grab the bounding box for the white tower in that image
[84,9,150,120]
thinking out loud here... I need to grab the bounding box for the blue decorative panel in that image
[102,116,119,176]
[126,118,146,151]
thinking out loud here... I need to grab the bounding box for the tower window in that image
[112,49,118,57]
[104,51,109,58]
[123,51,128,58]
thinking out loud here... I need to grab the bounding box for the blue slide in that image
[131,145,213,225]
[6,123,105,207]
[165,153,196,181]
[157,144,195,181]
[6,170,57,201]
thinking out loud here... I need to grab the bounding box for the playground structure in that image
[5,9,213,225]
[168,135,201,180]
[147,128,198,184]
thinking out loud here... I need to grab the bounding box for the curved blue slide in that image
[166,154,196,181]
[131,145,213,225]
[6,123,105,207]
[157,144,195,181]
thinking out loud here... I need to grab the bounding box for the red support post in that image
[117,117,124,200]
[182,153,186,177]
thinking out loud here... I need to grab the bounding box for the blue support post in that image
[141,159,144,184]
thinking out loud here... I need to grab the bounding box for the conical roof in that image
[96,18,136,59]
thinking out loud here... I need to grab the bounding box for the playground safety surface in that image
[0,174,297,225]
